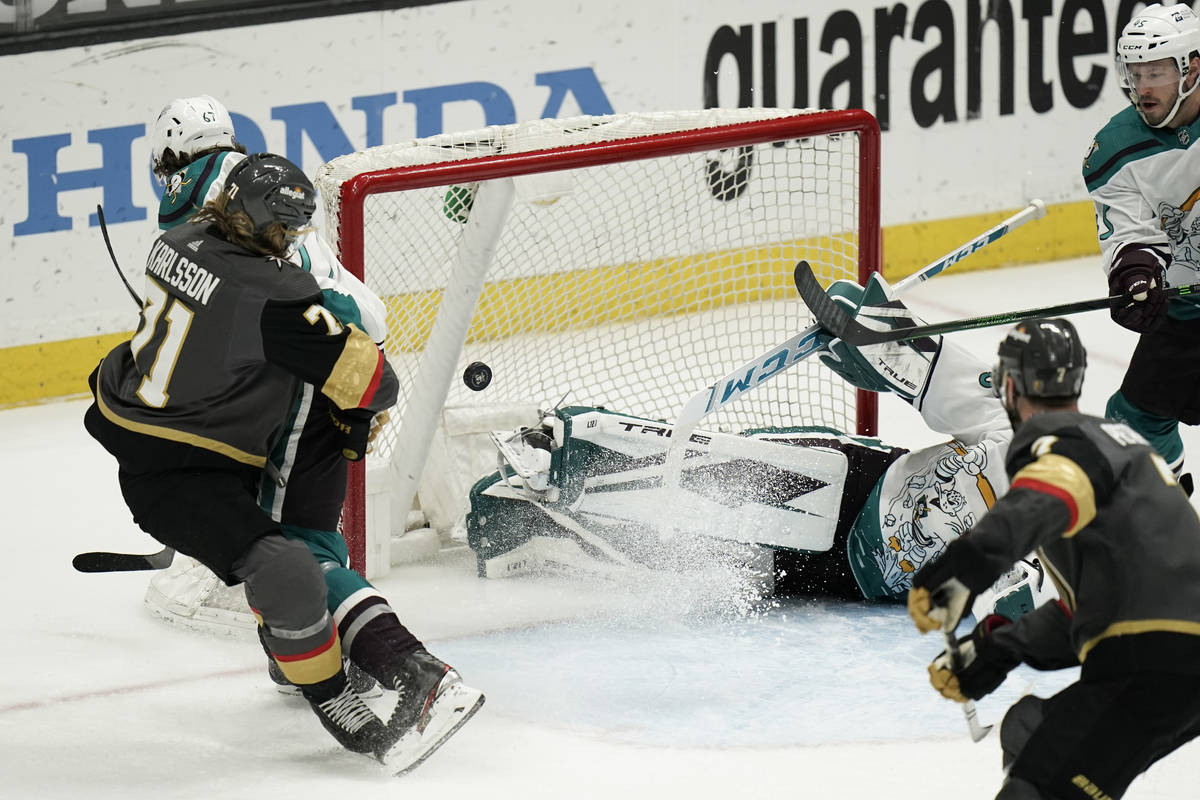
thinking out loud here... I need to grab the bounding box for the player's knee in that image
[994,776,1051,800]
[281,524,350,565]
[233,533,328,624]
[999,695,1044,770]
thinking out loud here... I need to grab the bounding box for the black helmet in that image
[224,153,316,236]
[993,318,1087,400]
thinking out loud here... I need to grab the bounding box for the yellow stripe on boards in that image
[884,200,1095,282]
[0,200,1100,407]
[0,332,131,408]
[382,235,859,353]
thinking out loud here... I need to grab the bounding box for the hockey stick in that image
[73,208,169,575]
[794,259,1200,346]
[674,200,1047,430]
[943,629,994,742]
[96,204,142,308]
[72,546,175,573]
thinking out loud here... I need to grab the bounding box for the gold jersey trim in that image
[95,378,267,468]
[1012,453,1096,538]
[323,324,380,409]
[1079,619,1200,662]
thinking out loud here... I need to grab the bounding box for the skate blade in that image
[380,681,485,776]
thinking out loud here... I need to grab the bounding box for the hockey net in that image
[313,107,881,577]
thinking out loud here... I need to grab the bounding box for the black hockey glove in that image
[1108,252,1167,334]
[329,407,375,461]
[928,614,1021,702]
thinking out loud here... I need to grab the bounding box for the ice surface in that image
[4,257,1198,799]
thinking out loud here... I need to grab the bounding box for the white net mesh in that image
[315,109,879,566]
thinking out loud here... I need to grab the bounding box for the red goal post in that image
[315,108,881,576]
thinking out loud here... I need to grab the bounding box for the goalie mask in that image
[992,318,1086,403]
[1116,3,1200,128]
[224,153,317,240]
[151,95,238,176]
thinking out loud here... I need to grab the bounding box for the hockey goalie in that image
[465,273,1055,622]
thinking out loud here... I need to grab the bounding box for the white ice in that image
[4,256,1198,799]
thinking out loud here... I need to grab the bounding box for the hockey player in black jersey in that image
[84,153,482,774]
[150,94,404,704]
[907,317,1200,800]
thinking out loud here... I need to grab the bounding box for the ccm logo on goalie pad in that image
[714,329,826,408]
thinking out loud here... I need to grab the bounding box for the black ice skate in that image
[378,649,485,775]
[306,680,393,755]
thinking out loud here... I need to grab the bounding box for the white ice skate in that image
[378,651,485,775]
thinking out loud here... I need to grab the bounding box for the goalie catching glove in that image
[928,615,1020,702]
[817,273,942,402]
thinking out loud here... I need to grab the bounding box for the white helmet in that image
[150,95,238,176]
[1116,3,1200,128]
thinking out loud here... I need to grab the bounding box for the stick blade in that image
[73,547,175,573]
[792,261,885,345]
[963,701,994,742]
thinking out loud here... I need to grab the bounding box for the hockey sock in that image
[333,588,424,688]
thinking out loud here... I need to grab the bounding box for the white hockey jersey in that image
[1084,104,1200,320]
[845,339,1012,600]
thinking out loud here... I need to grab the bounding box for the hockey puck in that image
[463,361,493,391]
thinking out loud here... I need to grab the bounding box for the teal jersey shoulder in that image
[291,243,368,331]
[1082,105,1200,192]
[158,151,241,230]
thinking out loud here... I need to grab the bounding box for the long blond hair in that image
[190,192,295,258]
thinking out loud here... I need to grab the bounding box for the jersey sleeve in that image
[911,338,1011,449]
[293,233,389,345]
[931,427,1107,593]
[258,299,398,414]
[1088,169,1172,278]
[990,599,1078,670]
[1082,116,1172,278]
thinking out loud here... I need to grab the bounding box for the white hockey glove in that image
[817,273,942,402]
